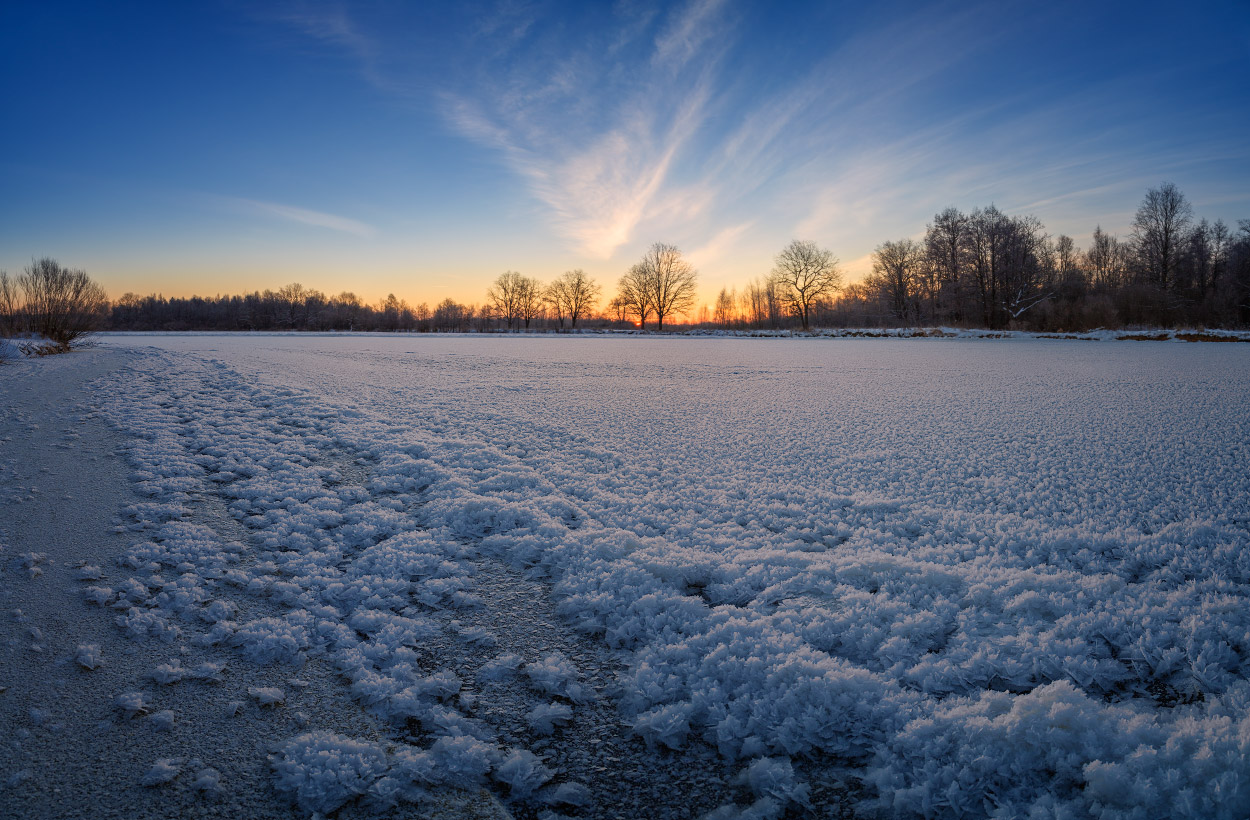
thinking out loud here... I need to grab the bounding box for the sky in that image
[2,0,1248,310]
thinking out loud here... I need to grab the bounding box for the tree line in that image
[706,184,1249,331]
[846,183,1250,330]
[4,184,1248,344]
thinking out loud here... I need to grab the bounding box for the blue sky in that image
[2,0,1248,308]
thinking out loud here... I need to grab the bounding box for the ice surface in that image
[86,335,1250,818]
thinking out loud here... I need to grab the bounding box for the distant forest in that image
[103,184,1250,333]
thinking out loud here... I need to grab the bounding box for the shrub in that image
[0,258,109,353]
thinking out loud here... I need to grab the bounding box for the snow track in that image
[75,336,1250,818]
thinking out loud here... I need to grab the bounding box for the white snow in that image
[80,334,1250,818]
[140,757,181,786]
[494,748,554,798]
[115,691,148,718]
[191,766,223,796]
[248,686,286,707]
[148,709,176,731]
[526,702,574,735]
[271,732,388,813]
[74,643,103,670]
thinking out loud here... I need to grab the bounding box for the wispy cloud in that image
[652,0,727,69]
[687,221,754,271]
[267,0,1249,277]
[268,1,1072,263]
[225,197,378,237]
[439,0,730,259]
[264,3,421,98]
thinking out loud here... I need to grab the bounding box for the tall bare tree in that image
[517,275,543,330]
[1055,235,1078,279]
[925,207,970,322]
[487,271,526,330]
[1086,226,1127,289]
[634,242,697,331]
[965,206,1010,327]
[740,277,785,329]
[544,283,568,328]
[869,238,924,324]
[616,265,653,329]
[998,213,1050,323]
[546,269,601,330]
[713,287,736,327]
[1132,182,1193,291]
[0,271,18,337]
[770,239,840,331]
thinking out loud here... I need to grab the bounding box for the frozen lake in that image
[75,335,1250,816]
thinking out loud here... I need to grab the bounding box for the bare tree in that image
[713,287,736,327]
[546,269,601,330]
[334,291,364,331]
[413,302,431,332]
[8,258,109,351]
[741,280,765,328]
[869,239,924,324]
[276,282,309,328]
[1086,226,1128,289]
[628,242,697,331]
[965,206,1010,327]
[607,295,630,327]
[544,282,568,329]
[617,264,654,330]
[1055,235,1079,279]
[562,269,600,330]
[1211,219,1232,296]
[770,239,841,331]
[0,270,19,338]
[433,298,469,332]
[487,271,526,330]
[741,277,785,329]
[1132,182,1193,291]
[998,213,1051,323]
[517,276,543,330]
[925,207,970,322]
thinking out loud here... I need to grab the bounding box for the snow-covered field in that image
[6,334,1250,818]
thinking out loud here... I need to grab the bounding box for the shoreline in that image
[86,327,1250,343]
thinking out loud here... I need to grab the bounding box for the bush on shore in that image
[0,258,109,356]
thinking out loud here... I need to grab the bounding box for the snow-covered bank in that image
[8,336,1250,818]
[97,326,1250,342]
